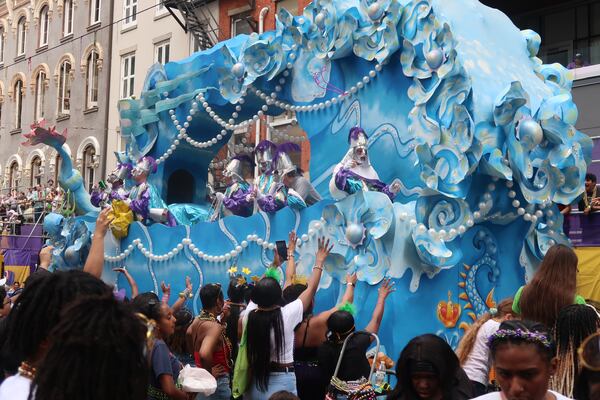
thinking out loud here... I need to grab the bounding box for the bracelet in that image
[347,282,355,287]
[313,265,323,271]
[287,252,295,258]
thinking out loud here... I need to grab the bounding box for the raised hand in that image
[378,277,395,300]
[185,276,192,292]
[94,207,113,237]
[161,281,171,296]
[346,272,358,285]
[288,231,297,255]
[315,237,334,266]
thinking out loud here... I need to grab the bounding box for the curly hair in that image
[32,294,149,400]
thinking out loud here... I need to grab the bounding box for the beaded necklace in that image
[583,185,598,210]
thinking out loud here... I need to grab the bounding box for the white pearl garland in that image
[105,222,326,263]
[152,54,384,165]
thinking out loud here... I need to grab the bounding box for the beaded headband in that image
[488,328,552,349]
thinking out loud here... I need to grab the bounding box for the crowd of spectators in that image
[0,182,64,235]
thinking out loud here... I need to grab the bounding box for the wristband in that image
[313,265,323,271]
[347,282,355,287]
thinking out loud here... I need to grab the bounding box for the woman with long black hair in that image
[244,237,332,399]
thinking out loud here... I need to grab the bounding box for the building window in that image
[14,79,23,129]
[9,162,19,191]
[34,71,46,121]
[0,27,4,64]
[63,0,74,36]
[124,0,138,26]
[154,41,170,64]
[156,0,166,14]
[231,12,253,38]
[82,145,96,192]
[90,0,101,25]
[30,156,42,186]
[39,6,49,47]
[120,53,135,99]
[53,154,62,185]
[58,60,71,115]
[17,17,26,56]
[85,50,99,109]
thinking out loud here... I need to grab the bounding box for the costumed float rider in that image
[128,156,176,226]
[329,127,401,201]
[253,140,278,198]
[90,163,131,208]
[211,155,255,220]
[257,143,307,213]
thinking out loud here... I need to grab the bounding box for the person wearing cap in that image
[128,156,176,226]
[329,127,402,201]
[257,144,307,213]
[211,155,255,220]
[90,163,131,208]
[274,145,321,207]
[254,140,278,199]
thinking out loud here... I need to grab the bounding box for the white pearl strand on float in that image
[153,54,385,165]
[105,221,326,263]
[400,177,558,243]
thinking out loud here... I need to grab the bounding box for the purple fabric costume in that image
[222,183,253,217]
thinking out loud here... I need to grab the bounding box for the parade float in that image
[28,0,592,357]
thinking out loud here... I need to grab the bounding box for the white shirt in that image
[463,319,501,384]
[472,390,572,400]
[0,374,33,400]
[245,299,304,363]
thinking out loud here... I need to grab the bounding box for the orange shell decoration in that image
[437,291,461,328]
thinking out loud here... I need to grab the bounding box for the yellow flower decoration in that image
[227,266,238,275]
[242,267,252,275]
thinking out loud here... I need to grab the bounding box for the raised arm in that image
[283,231,297,289]
[171,276,193,312]
[161,281,171,305]
[365,278,395,335]
[113,268,139,299]
[314,272,357,324]
[83,208,113,278]
[298,237,333,312]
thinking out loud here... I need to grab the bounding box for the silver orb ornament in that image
[425,48,444,70]
[231,62,245,79]
[367,2,384,20]
[518,119,543,148]
[345,223,365,248]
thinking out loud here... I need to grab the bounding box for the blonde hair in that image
[456,298,513,365]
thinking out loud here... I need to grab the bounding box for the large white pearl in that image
[345,223,364,245]
[518,119,543,148]
[231,62,245,78]
[425,48,444,69]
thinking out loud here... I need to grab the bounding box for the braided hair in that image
[4,270,111,365]
[32,294,149,400]
[552,304,600,397]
